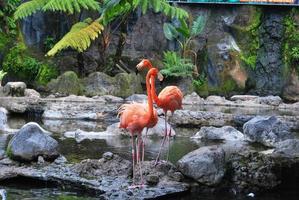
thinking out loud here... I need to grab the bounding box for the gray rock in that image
[125,94,147,103]
[230,152,279,193]
[0,107,8,131]
[177,146,225,185]
[255,96,282,106]
[24,89,41,99]
[146,175,159,185]
[183,92,204,105]
[243,116,293,147]
[2,82,27,97]
[273,139,299,158]
[230,95,259,101]
[206,96,228,104]
[103,152,114,160]
[192,126,245,141]
[7,122,59,162]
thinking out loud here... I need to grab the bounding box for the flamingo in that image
[136,59,183,164]
[118,68,159,187]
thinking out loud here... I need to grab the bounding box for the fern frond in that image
[47,18,104,56]
[14,0,48,20]
[42,0,100,14]
[191,15,206,36]
[150,0,188,21]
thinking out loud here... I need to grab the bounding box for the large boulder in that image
[177,146,225,186]
[273,139,299,158]
[283,69,299,102]
[182,92,204,105]
[192,126,245,141]
[7,122,59,162]
[83,72,143,98]
[243,116,293,147]
[2,82,27,97]
[47,71,83,95]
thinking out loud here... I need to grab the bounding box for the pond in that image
[1,108,299,200]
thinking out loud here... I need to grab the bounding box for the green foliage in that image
[0,0,21,35]
[35,63,59,86]
[283,9,299,74]
[43,36,56,51]
[239,10,261,70]
[14,0,100,20]
[160,51,194,78]
[191,15,206,37]
[47,18,104,56]
[0,70,7,82]
[14,0,188,57]
[3,42,58,85]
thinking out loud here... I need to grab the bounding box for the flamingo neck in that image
[146,69,154,120]
[150,75,160,106]
[146,61,154,70]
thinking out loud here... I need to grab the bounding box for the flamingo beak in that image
[157,72,164,82]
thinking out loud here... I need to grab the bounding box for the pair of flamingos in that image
[118,59,183,187]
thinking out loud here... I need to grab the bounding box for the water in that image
[1,108,299,200]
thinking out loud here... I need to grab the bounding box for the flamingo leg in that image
[166,128,172,162]
[154,112,168,166]
[131,135,136,186]
[138,134,144,186]
[142,128,148,164]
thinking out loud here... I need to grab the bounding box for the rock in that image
[0,149,5,160]
[72,154,132,178]
[206,96,228,104]
[230,152,279,193]
[47,71,83,95]
[273,139,299,158]
[0,155,189,199]
[230,95,259,101]
[243,116,293,147]
[125,94,147,103]
[183,92,204,105]
[2,82,27,97]
[54,155,68,165]
[177,146,225,186]
[283,69,299,102]
[83,72,143,98]
[192,126,245,141]
[146,175,159,185]
[37,156,45,164]
[103,152,114,160]
[254,96,282,106]
[0,107,8,131]
[7,122,59,162]
[233,115,254,127]
[24,89,41,99]
[92,95,124,103]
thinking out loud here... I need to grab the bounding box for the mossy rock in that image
[47,71,83,95]
[82,72,143,98]
[113,73,143,97]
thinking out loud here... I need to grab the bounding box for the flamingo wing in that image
[158,86,183,112]
[118,102,158,133]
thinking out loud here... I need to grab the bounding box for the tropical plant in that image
[0,0,21,35]
[14,0,189,58]
[163,15,206,59]
[0,70,7,84]
[160,51,194,78]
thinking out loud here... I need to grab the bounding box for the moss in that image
[282,9,299,77]
[47,71,83,95]
[231,8,262,70]
[6,145,13,159]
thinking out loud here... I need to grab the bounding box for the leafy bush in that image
[35,63,59,86]
[3,42,58,85]
[160,51,194,78]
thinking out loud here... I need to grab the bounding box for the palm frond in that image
[47,18,104,56]
[42,0,100,14]
[14,0,48,20]
[14,0,100,20]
